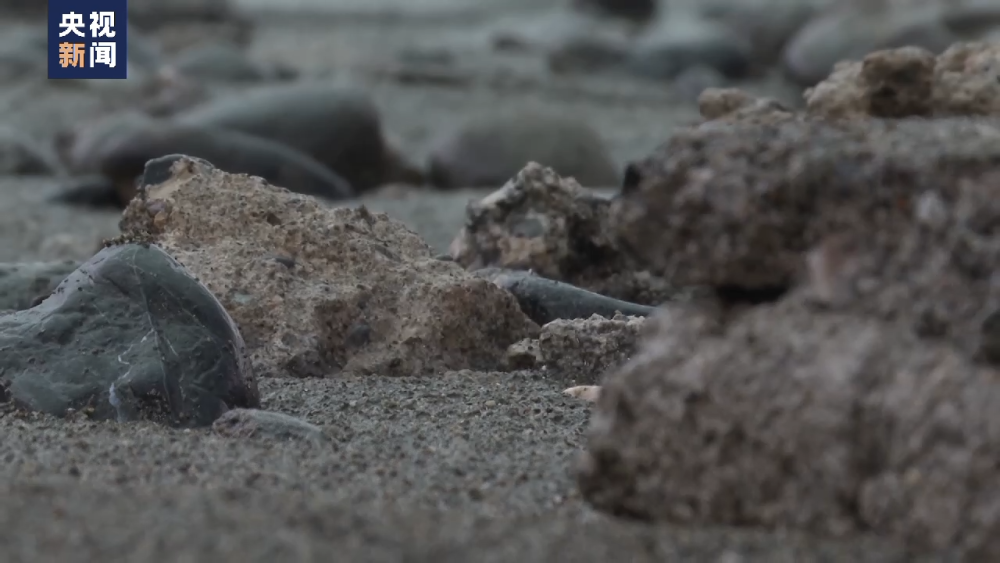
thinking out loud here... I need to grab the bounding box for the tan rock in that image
[578,298,1000,558]
[118,156,538,377]
[505,313,646,384]
[805,41,1000,118]
[451,163,676,305]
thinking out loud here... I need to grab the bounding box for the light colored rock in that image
[118,156,538,377]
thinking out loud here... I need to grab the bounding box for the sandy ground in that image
[0,1,928,561]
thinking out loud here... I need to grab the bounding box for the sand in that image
[0,1,923,561]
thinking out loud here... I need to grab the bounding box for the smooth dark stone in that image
[0,243,259,427]
[473,267,654,325]
[0,261,78,311]
[48,176,122,208]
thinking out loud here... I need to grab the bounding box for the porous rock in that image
[172,82,416,192]
[614,115,1000,357]
[805,41,1000,118]
[0,243,259,427]
[578,298,1000,559]
[118,156,538,378]
[451,163,675,305]
[427,114,620,189]
[505,313,646,384]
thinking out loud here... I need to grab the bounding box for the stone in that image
[504,312,646,384]
[696,87,794,123]
[173,82,414,192]
[169,43,293,83]
[782,4,957,86]
[805,41,1000,119]
[475,268,654,325]
[212,408,327,443]
[451,163,676,305]
[613,116,1000,332]
[571,0,659,23]
[0,243,259,427]
[626,16,754,80]
[0,126,61,175]
[90,120,355,204]
[698,0,824,66]
[117,156,538,378]
[48,176,124,209]
[0,261,77,311]
[427,115,619,189]
[577,298,1000,558]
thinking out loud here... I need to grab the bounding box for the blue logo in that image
[48,0,129,80]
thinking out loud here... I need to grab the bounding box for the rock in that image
[563,385,601,402]
[670,65,727,103]
[504,312,646,383]
[91,120,355,204]
[427,114,620,189]
[450,163,676,304]
[169,43,293,83]
[698,0,824,66]
[547,34,631,75]
[626,16,754,80]
[805,41,1000,119]
[782,4,958,86]
[696,87,794,123]
[0,126,61,175]
[571,0,659,23]
[0,260,77,311]
[475,268,654,326]
[126,0,238,28]
[212,408,327,443]
[117,156,537,377]
[0,243,259,426]
[173,82,411,192]
[0,26,47,83]
[48,176,124,209]
[577,298,1000,558]
[59,111,159,175]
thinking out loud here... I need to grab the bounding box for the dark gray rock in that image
[628,18,754,80]
[0,127,61,175]
[473,268,654,325]
[172,82,395,192]
[48,176,123,208]
[571,0,659,22]
[0,243,259,427]
[0,261,78,311]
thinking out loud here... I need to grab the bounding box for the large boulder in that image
[118,155,538,377]
[0,243,259,427]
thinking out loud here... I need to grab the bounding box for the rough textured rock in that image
[451,163,676,305]
[0,243,259,427]
[578,299,1000,559]
[427,115,620,189]
[806,41,1000,118]
[505,313,646,384]
[173,82,417,192]
[118,156,538,378]
[615,114,1000,356]
[474,268,655,325]
[0,260,77,311]
[212,408,327,443]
